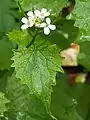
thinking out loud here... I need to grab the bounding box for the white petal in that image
[46,18,51,24]
[28,17,35,26]
[28,17,35,22]
[48,24,56,30]
[29,21,34,27]
[40,23,46,28]
[41,8,50,18]
[21,17,28,23]
[28,17,34,22]
[44,12,50,17]
[38,15,44,19]
[27,11,34,17]
[41,8,47,13]
[34,9,41,17]
[21,24,28,30]
[44,27,50,35]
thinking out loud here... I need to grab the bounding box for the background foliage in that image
[0,0,90,120]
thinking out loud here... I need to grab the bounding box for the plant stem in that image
[26,32,37,48]
[49,113,58,120]
[17,1,27,17]
[36,40,46,48]
[27,29,34,37]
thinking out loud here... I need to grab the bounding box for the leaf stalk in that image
[26,31,37,48]
[17,1,27,17]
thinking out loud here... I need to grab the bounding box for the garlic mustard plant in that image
[21,8,56,35]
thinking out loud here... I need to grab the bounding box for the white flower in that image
[21,17,29,30]
[21,8,55,33]
[27,11,34,18]
[21,17,34,30]
[34,8,50,19]
[40,17,56,35]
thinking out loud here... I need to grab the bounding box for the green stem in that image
[27,29,34,37]
[17,1,27,17]
[26,32,37,48]
[52,15,60,24]
[36,40,46,48]
[49,113,58,120]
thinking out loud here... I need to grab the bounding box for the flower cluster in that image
[21,8,56,35]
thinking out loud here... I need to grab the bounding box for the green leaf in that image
[8,30,31,47]
[0,68,13,92]
[0,36,13,70]
[67,84,90,120]
[78,41,90,70]
[5,73,51,120]
[11,43,62,112]
[0,70,8,92]
[0,0,18,70]
[16,0,68,15]
[0,92,10,116]
[51,73,83,120]
[55,73,90,120]
[72,0,90,32]
[0,0,16,34]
